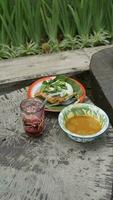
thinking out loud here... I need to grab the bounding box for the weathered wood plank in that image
[1,44,113,90]
[84,44,113,59]
[0,50,89,88]
[0,88,113,200]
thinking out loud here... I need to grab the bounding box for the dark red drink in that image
[20,98,45,137]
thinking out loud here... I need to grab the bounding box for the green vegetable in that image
[40,75,68,94]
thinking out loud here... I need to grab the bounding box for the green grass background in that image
[0,0,113,59]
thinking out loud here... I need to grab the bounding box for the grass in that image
[0,0,113,59]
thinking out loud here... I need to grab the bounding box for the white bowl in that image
[58,103,109,142]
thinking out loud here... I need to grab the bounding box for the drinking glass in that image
[20,98,45,137]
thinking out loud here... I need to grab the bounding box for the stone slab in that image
[90,47,113,126]
[0,88,113,200]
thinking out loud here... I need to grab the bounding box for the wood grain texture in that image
[1,44,113,90]
[83,44,113,60]
[0,88,113,200]
[0,50,89,88]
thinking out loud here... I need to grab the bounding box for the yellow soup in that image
[65,116,102,135]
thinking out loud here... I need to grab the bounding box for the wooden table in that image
[0,87,113,200]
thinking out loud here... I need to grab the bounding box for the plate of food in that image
[27,75,86,112]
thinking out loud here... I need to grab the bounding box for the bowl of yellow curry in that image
[58,103,109,142]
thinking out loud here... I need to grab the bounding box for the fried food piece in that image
[35,91,67,104]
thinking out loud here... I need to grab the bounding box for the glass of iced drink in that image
[20,98,45,137]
